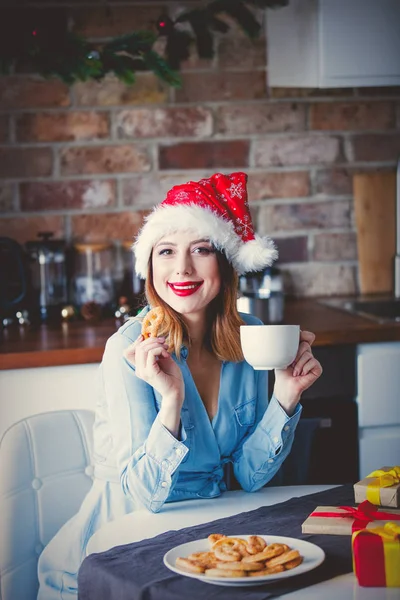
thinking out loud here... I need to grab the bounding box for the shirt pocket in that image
[234,397,257,428]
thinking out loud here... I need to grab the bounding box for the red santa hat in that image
[133,171,278,278]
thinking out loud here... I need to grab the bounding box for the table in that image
[85,485,398,599]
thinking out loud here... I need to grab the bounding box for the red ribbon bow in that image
[311,500,400,532]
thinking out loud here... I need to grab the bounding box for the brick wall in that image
[1,1,400,297]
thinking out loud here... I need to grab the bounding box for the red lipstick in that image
[168,281,203,297]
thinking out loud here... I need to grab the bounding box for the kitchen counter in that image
[1,298,400,370]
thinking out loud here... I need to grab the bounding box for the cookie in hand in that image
[141,306,165,339]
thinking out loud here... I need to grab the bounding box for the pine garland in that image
[0,1,288,86]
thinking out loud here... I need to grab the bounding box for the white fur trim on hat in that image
[235,235,278,274]
[133,204,277,278]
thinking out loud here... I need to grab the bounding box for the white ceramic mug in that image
[240,324,300,370]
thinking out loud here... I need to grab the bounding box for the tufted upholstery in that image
[0,409,95,600]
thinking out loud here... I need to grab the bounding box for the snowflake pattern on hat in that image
[227,182,244,199]
[173,190,190,201]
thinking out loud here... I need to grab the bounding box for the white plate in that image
[163,534,325,587]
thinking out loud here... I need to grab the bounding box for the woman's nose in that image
[176,252,193,275]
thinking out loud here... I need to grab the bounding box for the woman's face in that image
[152,231,221,318]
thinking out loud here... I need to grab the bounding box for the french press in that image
[25,232,68,322]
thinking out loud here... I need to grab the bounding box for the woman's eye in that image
[158,248,173,256]
[193,246,214,255]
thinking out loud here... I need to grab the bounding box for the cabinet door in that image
[320,0,400,86]
[266,0,400,88]
[359,426,400,478]
[0,364,99,440]
[357,342,400,427]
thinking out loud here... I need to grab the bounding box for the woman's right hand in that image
[124,335,185,408]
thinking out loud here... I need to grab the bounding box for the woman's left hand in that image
[273,330,322,416]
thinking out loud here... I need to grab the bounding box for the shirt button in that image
[161,481,168,488]
[85,465,94,478]
[162,459,170,469]
[175,447,183,456]
[267,458,274,464]
[273,436,279,444]
[284,425,290,431]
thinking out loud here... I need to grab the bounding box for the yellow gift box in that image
[354,466,400,508]
[352,522,400,587]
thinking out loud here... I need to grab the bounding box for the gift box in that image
[354,466,400,508]
[301,500,400,535]
[352,522,400,587]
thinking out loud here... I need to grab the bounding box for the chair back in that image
[0,409,95,600]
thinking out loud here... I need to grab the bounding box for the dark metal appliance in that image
[25,232,68,322]
[0,237,31,322]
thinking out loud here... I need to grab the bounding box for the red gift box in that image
[352,522,400,587]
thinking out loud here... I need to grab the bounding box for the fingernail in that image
[157,336,165,341]
[293,370,298,377]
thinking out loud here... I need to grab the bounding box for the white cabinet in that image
[359,427,400,479]
[356,342,400,478]
[266,0,400,88]
[357,341,400,428]
[0,364,99,441]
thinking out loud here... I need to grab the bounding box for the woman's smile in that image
[168,281,204,296]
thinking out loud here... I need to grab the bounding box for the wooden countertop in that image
[1,298,400,370]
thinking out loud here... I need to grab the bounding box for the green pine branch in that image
[0,0,290,86]
[104,31,156,56]
[142,50,181,87]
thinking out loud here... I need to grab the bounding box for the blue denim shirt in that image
[93,308,302,513]
[37,308,302,599]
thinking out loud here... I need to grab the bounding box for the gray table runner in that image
[78,484,354,600]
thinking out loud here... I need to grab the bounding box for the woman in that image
[38,172,322,599]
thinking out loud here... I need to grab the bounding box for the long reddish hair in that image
[144,251,245,362]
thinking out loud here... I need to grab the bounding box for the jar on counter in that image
[115,241,145,314]
[73,243,114,312]
[237,266,284,324]
[122,241,143,290]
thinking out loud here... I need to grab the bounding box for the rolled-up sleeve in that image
[231,369,302,492]
[101,326,188,512]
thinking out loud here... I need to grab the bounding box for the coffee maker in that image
[237,266,285,324]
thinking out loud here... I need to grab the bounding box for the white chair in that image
[0,409,95,600]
